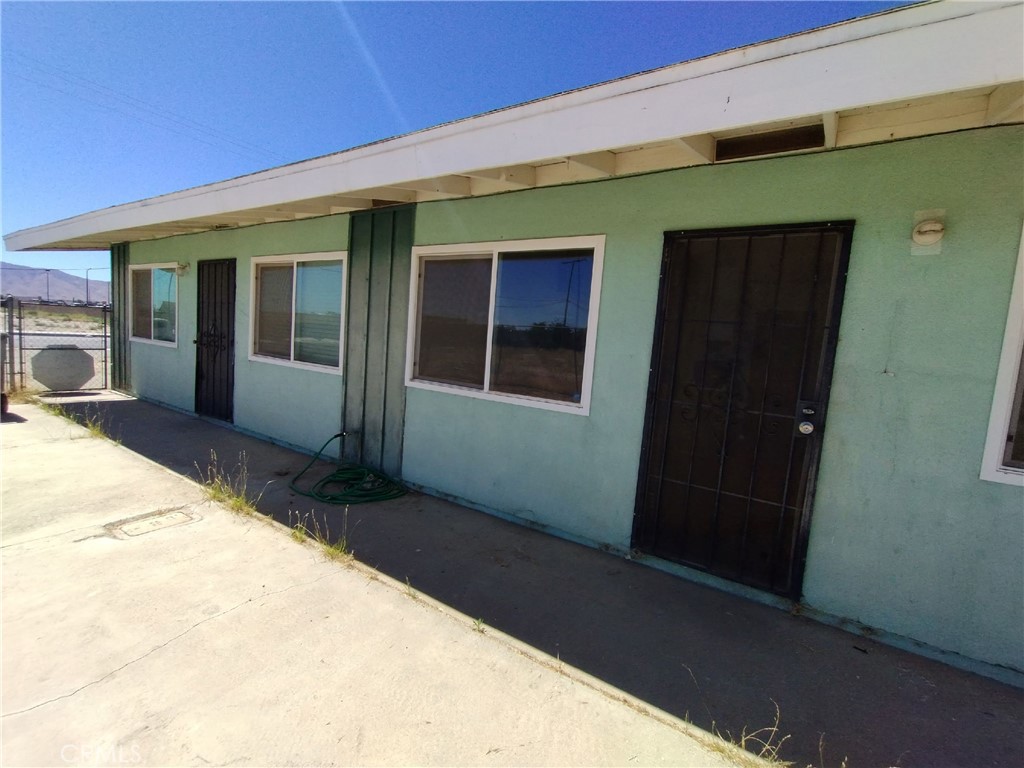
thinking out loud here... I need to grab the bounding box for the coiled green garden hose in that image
[289,433,406,504]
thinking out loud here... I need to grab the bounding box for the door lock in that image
[796,401,820,436]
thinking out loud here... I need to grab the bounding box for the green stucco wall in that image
[122,127,1023,671]
[130,215,349,455]
[405,126,1024,671]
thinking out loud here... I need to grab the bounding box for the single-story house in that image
[7,1,1023,683]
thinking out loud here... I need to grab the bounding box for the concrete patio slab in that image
[5,393,1022,767]
[1,401,747,767]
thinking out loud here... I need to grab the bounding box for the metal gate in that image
[633,222,853,598]
[1,297,110,393]
[194,259,236,422]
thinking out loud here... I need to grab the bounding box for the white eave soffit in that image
[5,0,1023,252]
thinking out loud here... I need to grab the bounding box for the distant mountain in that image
[0,261,110,303]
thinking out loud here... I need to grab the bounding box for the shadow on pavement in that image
[55,396,1024,768]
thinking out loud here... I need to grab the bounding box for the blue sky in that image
[1,1,909,279]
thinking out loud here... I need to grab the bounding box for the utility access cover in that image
[111,508,198,537]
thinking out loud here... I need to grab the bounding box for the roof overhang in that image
[6,0,1023,252]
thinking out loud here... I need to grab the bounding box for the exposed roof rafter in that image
[987,82,1024,124]
[822,112,839,149]
[463,165,537,191]
[567,151,618,178]
[669,135,715,165]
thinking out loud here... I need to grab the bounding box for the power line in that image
[7,71,276,165]
[0,265,110,273]
[7,50,289,164]
[8,49,288,161]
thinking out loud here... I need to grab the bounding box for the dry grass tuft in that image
[196,450,262,516]
[288,508,354,564]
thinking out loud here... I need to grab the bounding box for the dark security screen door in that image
[633,223,853,597]
[195,259,236,422]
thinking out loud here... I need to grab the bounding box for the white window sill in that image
[980,223,1024,490]
[979,464,1024,486]
[247,354,342,376]
[407,377,590,416]
[131,337,177,349]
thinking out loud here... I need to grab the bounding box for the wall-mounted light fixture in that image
[176,262,190,276]
[912,219,946,246]
[911,209,947,255]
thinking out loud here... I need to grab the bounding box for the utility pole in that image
[45,269,50,301]
[86,268,93,303]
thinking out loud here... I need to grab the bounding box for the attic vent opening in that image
[715,124,825,162]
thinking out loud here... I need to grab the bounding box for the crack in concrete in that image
[1,571,338,718]
[0,523,112,550]
[1,504,202,550]
[103,505,193,531]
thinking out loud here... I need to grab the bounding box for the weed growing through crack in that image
[197,450,262,516]
[321,537,352,562]
[473,618,486,634]
[711,701,793,766]
[289,517,308,543]
[38,401,121,443]
[7,388,41,405]
[404,576,418,600]
[288,508,354,563]
[38,401,64,417]
[79,405,120,442]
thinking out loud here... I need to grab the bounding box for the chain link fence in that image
[1,297,110,396]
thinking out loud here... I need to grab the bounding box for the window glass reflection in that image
[417,258,491,388]
[295,260,343,367]
[152,268,177,342]
[490,249,593,402]
[132,270,152,339]
[256,265,293,359]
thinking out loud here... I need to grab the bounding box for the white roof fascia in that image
[5,0,1022,252]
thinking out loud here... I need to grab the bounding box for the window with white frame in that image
[408,236,604,413]
[251,252,345,370]
[981,224,1024,485]
[130,264,177,344]
[1002,355,1024,469]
